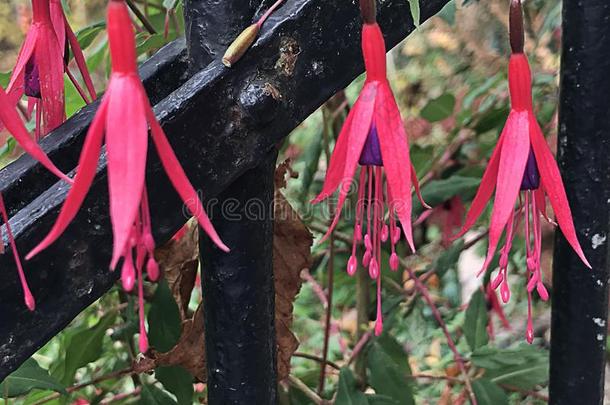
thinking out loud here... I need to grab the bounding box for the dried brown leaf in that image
[136,162,311,382]
[154,220,199,320]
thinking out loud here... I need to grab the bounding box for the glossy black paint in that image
[200,151,278,404]
[549,1,610,403]
[0,0,451,380]
[187,2,278,403]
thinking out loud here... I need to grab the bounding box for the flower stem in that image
[359,0,377,24]
[125,0,157,34]
[256,0,284,28]
[509,0,524,53]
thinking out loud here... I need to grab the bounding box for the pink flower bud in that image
[121,260,135,292]
[500,281,511,303]
[347,255,358,276]
[537,282,549,301]
[368,258,379,279]
[380,224,389,242]
[147,257,160,282]
[363,250,372,267]
[389,253,399,271]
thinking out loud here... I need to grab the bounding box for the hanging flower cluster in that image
[4,0,95,138]
[452,0,590,343]
[25,0,229,352]
[313,0,428,336]
[0,0,92,312]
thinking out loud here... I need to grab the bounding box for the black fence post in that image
[200,150,278,404]
[549,1,610,403]
[184,1,278,403]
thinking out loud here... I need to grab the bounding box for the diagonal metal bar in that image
[0,0,451,380]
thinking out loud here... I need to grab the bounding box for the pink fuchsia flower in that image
[6,0,65,136]
[0,85,71,310]
[313,16,427,336]
[4,0,96,138]
[453,0,590,343]
[27,0,229,352]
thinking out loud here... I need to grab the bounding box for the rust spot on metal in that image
[275,37,300,77]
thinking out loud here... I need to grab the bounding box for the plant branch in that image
[404,267,478,405]
[288,375,326,405]
[30,368,133,405]
[293,352,341,370]
[125,0,157,34]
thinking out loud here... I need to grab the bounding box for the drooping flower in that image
[6,0,65,136]
[0,84,71,310]
[27,0,229,352]
[453,0,590,343]
[3,0,95,138]
[312,2,427,336]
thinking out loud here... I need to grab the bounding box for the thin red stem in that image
[256,0,284,28]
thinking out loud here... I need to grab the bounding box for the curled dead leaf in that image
[135,161,312,382]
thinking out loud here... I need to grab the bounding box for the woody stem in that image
[509,0,524,53]
[359,0,377,24]
[125,0,157,34]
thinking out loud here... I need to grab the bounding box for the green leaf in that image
[410,145,435,176]
[0,359,66,397]
[414,175,480,214]
[473,107,510,134]
[163,0,179,9]
[407,0,420,27]
[0,71,11,88]
[420,94,455,122]
[471,344,549,390]
[464,290,488,351]
[367,335,415,405]
[335,368,368,405]
[366,394,400,404]
[472,379,509,405]
[75,22,106,51]
[136,33,175,56]
[430,240,465,277]
[61,313,117,385]
[156,366,194,405]
[298,128,323,201]
[139,385,178,405]
[148,279,182,352]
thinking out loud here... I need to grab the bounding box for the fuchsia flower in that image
[0,85,71,310]
[4,0,95,138]
[7,0,64,136]
[453,0,590,343]
[27,0,229,352]
[313,14,427,336]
